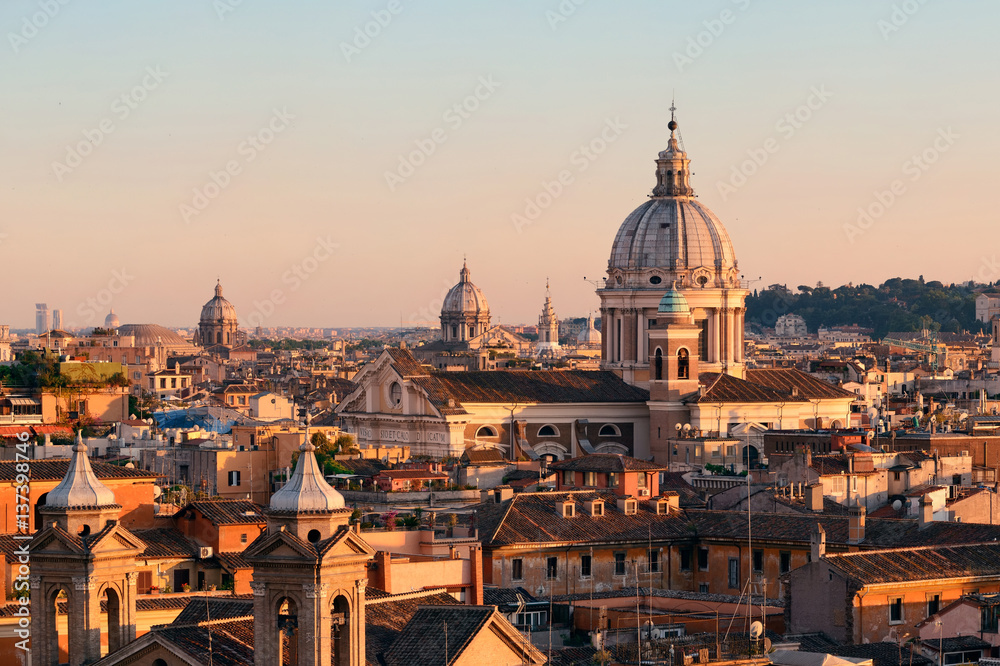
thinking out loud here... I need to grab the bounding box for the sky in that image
[3,0,998,330]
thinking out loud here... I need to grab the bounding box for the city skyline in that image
[4,0,998,329]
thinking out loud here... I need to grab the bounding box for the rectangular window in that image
[171,378,177,388]
[637,473,647,488]
[928,594,940,617]
[753,549,764,573]
[240,533,248,544]
[780,551,791,574]
[698,548,709,571]
[608,472,618,487]
[699,583,709,594]
[228,470,241,487]
[680,548,692,571]
[889,597,904,624]
[728,557,739,589]
[160,378,166,389]
[581,554,592,578]
[584,472,596,486]
[137,570,153,594]
[546,557,558,580]
[512,558,523,581]
[563,470,574,485]
[648,549,660,573]
[614,552,626,576]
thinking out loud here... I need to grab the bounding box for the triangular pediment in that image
[244,529,317,561]
[89,525,146,554]
[29,528,85,556]
[320,529,377,560]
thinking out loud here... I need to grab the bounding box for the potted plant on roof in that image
[181,583,191,593]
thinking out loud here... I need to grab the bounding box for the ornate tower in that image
[29,433,145,666]
[536,280,561,357]
[440,261,491,345]
[648,285,701,465]
[246,429,375,666]
[599,108,747,386]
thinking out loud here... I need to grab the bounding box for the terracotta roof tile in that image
[382,605,497,666]
[179,499,266,526]
[0,459,156,481]
[549,453,666,473]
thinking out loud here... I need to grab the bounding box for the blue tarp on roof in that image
[152,406,257,434]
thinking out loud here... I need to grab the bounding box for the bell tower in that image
[648,285,701,465]
[247,428,375,666]
[29,432,144,666]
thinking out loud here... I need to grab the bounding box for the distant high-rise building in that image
[52,309,62,330]
[35,303,50,335]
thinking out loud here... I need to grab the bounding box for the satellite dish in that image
[763,637,772,653]
[892,499,902,511]
[750,621,764,639]
[153,485,162,499]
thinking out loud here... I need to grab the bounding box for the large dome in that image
[200,281,238,323]
[609,198,738,285]
[607,117,740,290]
[118,324,194,352]
[442,262,489,316]
[104,309,120,329]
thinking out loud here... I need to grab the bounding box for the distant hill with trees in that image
[745,277,995,340]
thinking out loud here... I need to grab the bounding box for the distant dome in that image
[104,309,120,329]
[118,324,193,352]
[442,262,489,317]
[200,281,238,324]
[269,434,345,513]
[577,314,602,345]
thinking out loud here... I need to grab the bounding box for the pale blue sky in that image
[2,0,997,329]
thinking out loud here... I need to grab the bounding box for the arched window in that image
[476,426,497,438]
[538,424,559,438]
[654,348,663,380]
[277,597,298,666]
[451,325,458,339]
[598,424,620,437]
[332,595,352,664]
[469,325,475,338]
[103,586,122,656]
[677,348,690,379]
[216,331,222,344]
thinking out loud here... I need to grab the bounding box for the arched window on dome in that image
[216,331,222,344]
[469,325,475,338]
[225,331,230,345]
[451,325,458,340]
[677,348,690,379]
[654,348,663,381]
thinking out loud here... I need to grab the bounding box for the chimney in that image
[805,483,823,512]
[375,551,392,593]
[480,489,491,503]
[468,545,483,605]
[919,495,934,530]
[848,505,866,544]
[811,523,826,560]
[494,485,514,503]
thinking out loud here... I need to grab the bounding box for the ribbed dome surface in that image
[200,282,238,323]
[658,284,691,315]
[117,324,190,348]
[46,434,117,508]
[610,198,737,274]
[442,263,489,316]
[269,435,345,513]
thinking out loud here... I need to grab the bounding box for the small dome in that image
[442,262,489,316]
[269,432,345,513]
[577,314,602,345]
[200,281,238,324]
[46,432,117,509]
[658,284,691,315]
[104,309,120,329]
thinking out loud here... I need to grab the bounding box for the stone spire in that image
[215,279,224,298]
[459,260,471,284]
[652,102,694,198]
[46,431,117,509]
[269,428,345,513]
